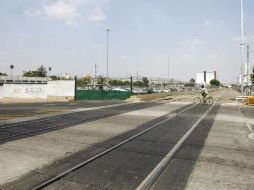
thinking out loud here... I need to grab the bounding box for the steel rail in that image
[0,112,114,141]
[0,103,132,129]
[31,104,196,190]
[136,92,224,190]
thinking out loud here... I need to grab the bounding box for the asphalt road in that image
[1,89,253,190]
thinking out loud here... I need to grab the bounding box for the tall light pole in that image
[167,57,170,89]
[247,44,250,95]
[240,0,245,95]
[106,28,110,80]
[94,64,99,87]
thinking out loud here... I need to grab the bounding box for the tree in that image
[48,67,52,76]
[10,65,14,77]
[0,72,8,76]
[189,78,195,83]
[250,74,254,84]
[76,75,91,86]
[23,65,47,77]
[142,77,149,87]
[97,76,105,90]
[109,80,130,86]
[50,75,58,80]
[210,79,220,86]
[37,65,47,77]
[184,78,195,87]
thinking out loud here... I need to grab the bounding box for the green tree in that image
[189,78,195,83]
[0,72,8,76]
[250,74,254,84]
[76,76,91,86]
[210,79,220,86]
[50,75,58,80]
[37,65,47,77]
[10,65,14,77]
[142,77,149,87]
[23,65,47,77]
[97,76,105,90]
[185,78,195,87]
[48,67,52,76]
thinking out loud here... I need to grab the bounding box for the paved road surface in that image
[0,88,253,190]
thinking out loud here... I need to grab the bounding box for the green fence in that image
[76,90,132,100]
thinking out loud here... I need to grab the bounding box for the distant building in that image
[64,73,70,80]
[196,71,217,84]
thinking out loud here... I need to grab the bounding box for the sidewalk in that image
[183,102,254,189]
[239,105,254,140]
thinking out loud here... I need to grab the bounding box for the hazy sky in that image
[0,0,253,83]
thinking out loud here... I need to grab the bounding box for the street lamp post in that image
[168,57,170,89]
[106,28,110,81]
[240,0,245,95]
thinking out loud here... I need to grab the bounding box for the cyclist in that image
[201,85,208,103]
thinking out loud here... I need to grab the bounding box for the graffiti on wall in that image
[2,81,75,99]
[4,84,47,99]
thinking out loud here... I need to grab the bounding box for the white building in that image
[196,71,217,84]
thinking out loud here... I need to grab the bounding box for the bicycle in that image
[193,95,213,105]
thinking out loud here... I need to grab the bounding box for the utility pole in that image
[74,76,77,101]
[94,64,98,87]
[168,57,170,89]
[130,76,133,93]
[94,64,98,79]
[240,0,245,95]
[137,72,139,90]
[247,44,250,95]
[106,28,110,81]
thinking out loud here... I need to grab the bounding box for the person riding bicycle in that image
[201,85,208,103]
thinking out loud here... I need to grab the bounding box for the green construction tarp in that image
[76,90,132,100]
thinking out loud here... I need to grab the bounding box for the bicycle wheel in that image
[207,97,213,105]
[193,97,201,105]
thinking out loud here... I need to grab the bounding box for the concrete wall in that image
[47,80,75,101]
[0,80,75,101]
[3,84,47,99]
[47,80,75,97]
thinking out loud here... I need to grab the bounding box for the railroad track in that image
[29,92,223,190]
[0,102,158,142]
[29,103,196,190]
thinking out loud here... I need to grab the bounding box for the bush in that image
[210,79,220,86]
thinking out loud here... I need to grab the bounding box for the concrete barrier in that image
[0,80,75,103]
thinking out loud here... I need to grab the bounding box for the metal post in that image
[137,72,139,92]
[247,44,250,95]
[240,0,245,95]
[74,76,77,101]
[106,28,110,81]
[94,64,98,87]
[168,57,170,89]
[204,71,206,84]
[130,76,133,93]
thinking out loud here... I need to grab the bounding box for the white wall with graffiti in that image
[0,80,75,100]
